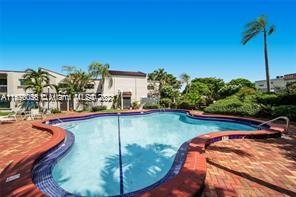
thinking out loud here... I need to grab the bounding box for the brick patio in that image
[203,125,296,197]
[0,112,295,196]
[0,121,51,172]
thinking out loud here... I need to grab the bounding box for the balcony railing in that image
[0,85,7,92]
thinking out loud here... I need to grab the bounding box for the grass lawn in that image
[0,112,10,116]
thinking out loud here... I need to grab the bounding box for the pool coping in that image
[0,109,285,196]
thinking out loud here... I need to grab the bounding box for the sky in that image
[0,0,295,82]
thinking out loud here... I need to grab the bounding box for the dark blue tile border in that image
[33,110,266,197]
[117,115,124,195]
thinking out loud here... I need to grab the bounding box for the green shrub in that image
[256,93,296,106]
[204,96,261,116]
[131,101,140,109]
[143,103,160,109]
[91,105,107,112]
[287,81,296,94]
[160,98,172,108]
[51,108,61,114]
[236,87,257,101]
[170,102,177,109]
[271,105,296,121]
[277,94,296,105]
[256,93,279,106]
[177,100,195,109]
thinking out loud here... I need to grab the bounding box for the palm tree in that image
[148,68,168,90]
[62,65,77,74]
[23,68,51,110]
[52,84,62,110]
[88,62,112,92]
[60,70,92,110]
[180,73,191,93]
[242,15,275,92]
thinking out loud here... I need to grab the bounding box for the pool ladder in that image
[258,116,290,133]
[56,118,64,123]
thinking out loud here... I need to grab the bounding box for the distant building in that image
[0,68,148,111]
[255,73,296,92]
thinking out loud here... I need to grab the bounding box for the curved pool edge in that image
[0,110,285,197]
[0,121,67,196]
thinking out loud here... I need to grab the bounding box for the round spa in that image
[33,110,260,196]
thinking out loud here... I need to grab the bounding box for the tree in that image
[228,78,255,89]
[242,15,275,92]
[88,61,112,92]
[23,68,51,110]
[286,81,296,94]
[188,81,211,96]
[166,74,181,89]
[60,70,92,110]
[148,68,181,91]
[62,66,77,74]
[52,84,63,110]
[191,77,225,100]
[180,73,191,93]
[218,78,255,98]
[148,68,168,90]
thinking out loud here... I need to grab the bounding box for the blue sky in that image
[0,0,295,82]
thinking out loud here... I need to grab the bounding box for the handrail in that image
[56,118,64,123]
[258,116,290,132]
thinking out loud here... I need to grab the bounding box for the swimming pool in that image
[33,111,259,196]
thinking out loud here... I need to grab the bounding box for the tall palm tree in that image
[180,73,191,93]
[23,68,51,110]
[242,15,275,92]
[88,62,112,92]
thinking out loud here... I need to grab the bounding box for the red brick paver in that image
[0,121,51,172]
[203,126,296,197]
[0,111,294,197]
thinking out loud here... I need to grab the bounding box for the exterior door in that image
[122,97,131,109]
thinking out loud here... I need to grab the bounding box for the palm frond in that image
[241,30,260,45]
[268,25,275,35]
[257,15,267,28]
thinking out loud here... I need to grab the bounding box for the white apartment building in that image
[255,73,296,92]
[0,68,148,111]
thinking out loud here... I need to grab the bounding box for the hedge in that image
[204,96,261,116]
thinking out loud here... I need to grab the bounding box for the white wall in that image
[104,75,147,97]
[1,69,148,111]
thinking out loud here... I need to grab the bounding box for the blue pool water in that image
[52,112,256,196]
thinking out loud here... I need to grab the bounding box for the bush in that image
[256,93,296,106]
[160,98,172,108]
[170,102,177,109]
[271,105,296,121]
[51,108,61,114]
[204,96,261,116]
[277,94,296,105]
[143,103,160,109]
[177,100,195,109]
[91,105,107,112]
[256,93,279,106]
[132,101,140,109]
[236,87,257,101]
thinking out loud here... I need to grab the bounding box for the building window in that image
[259,84,264,87]
[86,84,94,89]
[19,79,26,86]
[147,84,155,90]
